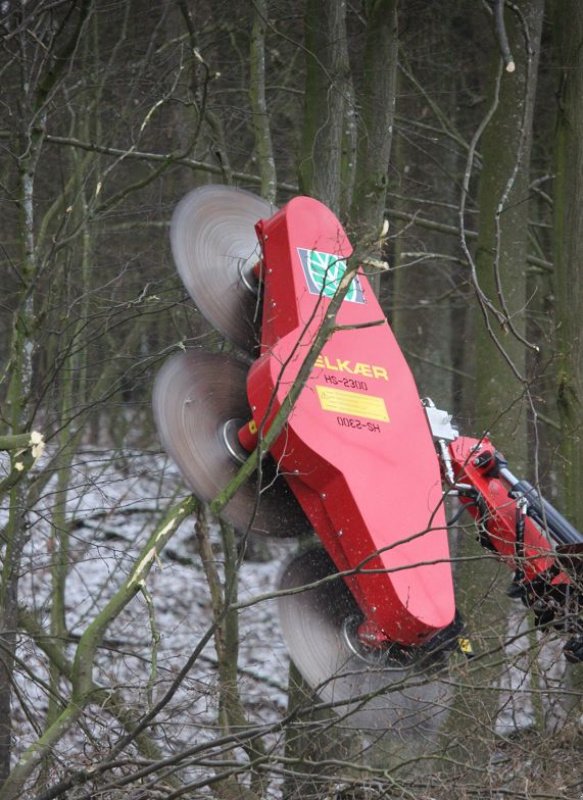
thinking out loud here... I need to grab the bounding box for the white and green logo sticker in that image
[297,248,365,303]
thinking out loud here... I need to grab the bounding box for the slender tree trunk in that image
[473,0,544,472]
[290,9,358,787]
[250,0,276,203]
[196,509,265,799]
[391,6,458,407]
[298,0,350,213]
[0,3,91,782]
[437,2,549,770]
[552,0,583,527]
[350,0,398,296]
[0,112,44,791]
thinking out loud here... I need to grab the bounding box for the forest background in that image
[1,0,583,798]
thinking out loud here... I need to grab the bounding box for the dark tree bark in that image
[552,0,583,527]
[350,0,398,296]
[390,2,461,407]
[298,0,350,213]
[473,0,544,470]
[250,0,276,202]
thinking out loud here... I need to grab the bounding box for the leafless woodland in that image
[1,1,583,798]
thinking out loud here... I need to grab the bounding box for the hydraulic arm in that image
[426,403,583,662]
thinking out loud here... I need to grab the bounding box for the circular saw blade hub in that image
[152,349,309,537]
[170,184,275,353]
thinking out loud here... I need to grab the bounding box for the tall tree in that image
[0,1,92,780]
[298,0,350,212]
[552,0,583,527]
[250,0,276,203]
[350,0,398,247]
[390,0,465,406]
[471,0,544,470]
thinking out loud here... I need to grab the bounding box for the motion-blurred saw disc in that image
[278,548,453,733]
[170,185,275,353]
[152,350,309,537]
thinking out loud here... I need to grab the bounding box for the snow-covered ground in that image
[3,443,583,799]
[3,443,298,788]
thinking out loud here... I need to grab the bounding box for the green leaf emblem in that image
[297,248,365,303]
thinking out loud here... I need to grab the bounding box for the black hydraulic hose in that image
[499,468,583,547]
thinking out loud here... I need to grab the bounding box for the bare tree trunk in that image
[0,77,45,793]
[464,0,548,751]
[350,0,398,296]
[250,0,276,203]
[552,0,583,527]
[1,2,89,765]
[472,0,544,472]
[196,509,266,799]
[298,0,350,213]
[390,5,459,407]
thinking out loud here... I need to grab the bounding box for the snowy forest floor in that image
[4,442,297,785]
[3,440,583,799]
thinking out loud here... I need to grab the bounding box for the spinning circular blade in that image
[170,185,275,353]
[278,548,453,733]
[152,350,308,536]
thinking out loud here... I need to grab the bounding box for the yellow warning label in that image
[458,637,474,657]
[316,385,389,422]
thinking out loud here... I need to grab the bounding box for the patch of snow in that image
[3,445,295,787]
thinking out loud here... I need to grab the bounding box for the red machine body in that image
[158,183,583,694]
[243,196,455,646]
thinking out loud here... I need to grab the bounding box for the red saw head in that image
[154,186,457,731]
[244,196,455,647]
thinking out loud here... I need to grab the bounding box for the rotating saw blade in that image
[170,185,275,353]
[278,548,453,733]
[152,350,309,537]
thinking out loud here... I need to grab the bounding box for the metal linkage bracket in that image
[422,399,459,484]
[422,399,459,443]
